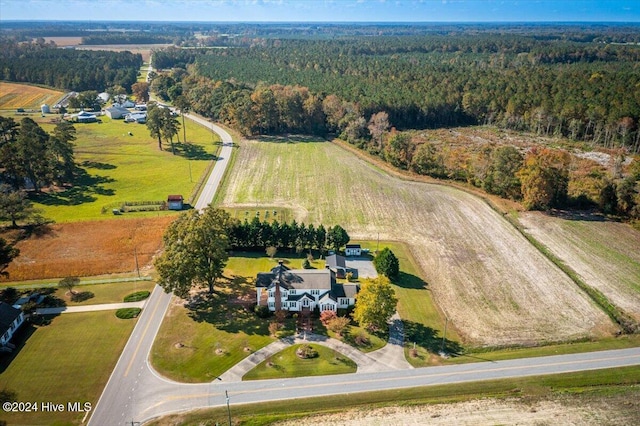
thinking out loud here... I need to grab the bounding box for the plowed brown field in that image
[520,212,640,321]
[219,138,616,346]
[1,216,174,282]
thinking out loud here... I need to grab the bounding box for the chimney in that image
[275,260,283,312]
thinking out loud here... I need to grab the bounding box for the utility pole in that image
[225,390,231,426]
[188,160,193,183]
[134,247,140,278]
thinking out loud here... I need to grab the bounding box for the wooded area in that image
[148,30,640,216]
[0,40,142,92]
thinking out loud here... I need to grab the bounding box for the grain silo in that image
[41,104,51,114]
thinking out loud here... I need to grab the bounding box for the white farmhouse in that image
[256,261,358,312]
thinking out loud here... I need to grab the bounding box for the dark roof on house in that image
[326,254,346,269]
[256,268,333,291]
[346,244,361,249]
[0,302,21,334]
[331,283,359,299]
[287,292,314,302]
[167,195,184,202]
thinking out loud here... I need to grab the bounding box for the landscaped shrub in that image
[296,344,318,359]
[116,308,141,319]
[320,310,337,326]
[123,291,151,302]
[254,304,271,318]
[354,331,370,347]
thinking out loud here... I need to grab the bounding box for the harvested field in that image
[219,138,616,346]
[76,44,172,62]
[0,216,174,282]
[43,36,83,46]
[0,81,63,110]
[273,392,640,426]
[520,212,640,321]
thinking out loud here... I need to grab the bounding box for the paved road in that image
[89,112,234,425]
[188,115,234,211]
[126,347,640,424]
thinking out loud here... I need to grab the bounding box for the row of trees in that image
[229,217,350,253]
[0,40,142,92]
[0,117,77,192]
[145,103,181,152]
[155,208,353,298]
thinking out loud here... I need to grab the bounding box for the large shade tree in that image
[352,276,398,332]
[155,207,234,297]
[0,238,19,278]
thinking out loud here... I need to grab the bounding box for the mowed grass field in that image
[151,253,321,382]
[20,114,220,222]
[219,138,616,347]
[0,82,64,110]
[0,311,137,425]
[519,212,640,321]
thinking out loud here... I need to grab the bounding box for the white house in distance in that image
[256,261,358,312]
[345,244,362,256]
[0,302,25,351]
[105,105,130,119]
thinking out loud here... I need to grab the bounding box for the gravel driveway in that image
[345,257,378,279]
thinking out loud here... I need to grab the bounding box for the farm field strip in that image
[219,138,615,347]
[1,216,174,282]
[0,81,64,110]
[519,212,640,321]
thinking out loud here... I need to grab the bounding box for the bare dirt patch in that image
[274,393,639,426]
[520,211,640,321]
[43,36,83,47]
[76,44,172,62]
[1,216,174,282]
[220,138,615,346]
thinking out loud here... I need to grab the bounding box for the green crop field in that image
[22,114,221,222]
[218,137,616,348]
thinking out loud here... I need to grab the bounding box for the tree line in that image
[229,216,350,253]
[0,40,142,92]
[0,117,77,192]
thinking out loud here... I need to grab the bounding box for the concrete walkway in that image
[36,300,146,315]
[218,311,412,382]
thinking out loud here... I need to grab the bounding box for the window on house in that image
[290,289,296,295]
[268,302,275,308]
[311,289,320,295]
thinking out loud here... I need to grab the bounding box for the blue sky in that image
[1,0,638,22]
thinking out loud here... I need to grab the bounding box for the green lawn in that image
[26,114,221,222]
[243,344,357,380]
[150,296,275,383]
[52,280,155,306]
[328,324,387,353]
[0,311,137,425]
